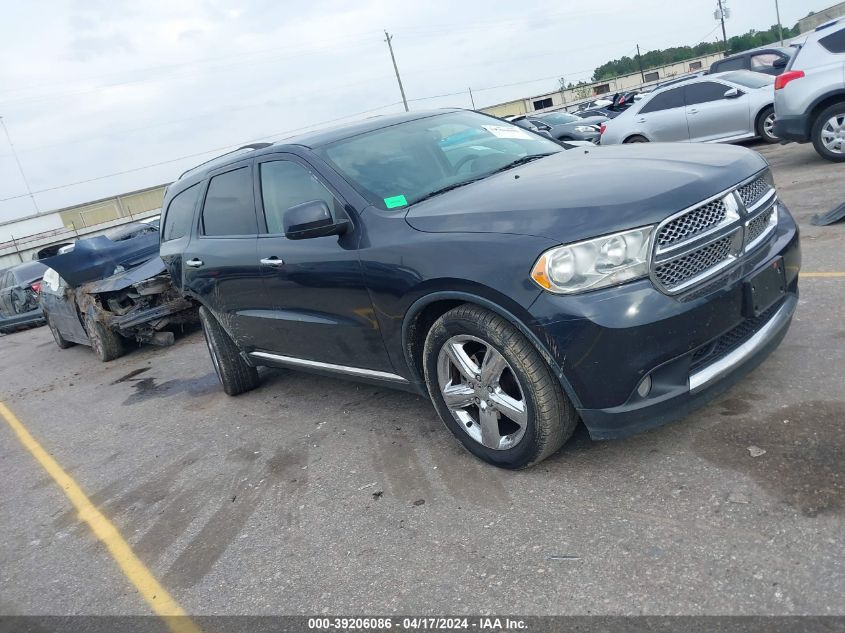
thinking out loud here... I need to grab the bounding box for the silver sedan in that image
[600,71,778,145]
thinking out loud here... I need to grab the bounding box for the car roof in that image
[175,109,464,184]
[9,261,47,283]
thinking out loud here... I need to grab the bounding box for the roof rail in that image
[178,142,273,179]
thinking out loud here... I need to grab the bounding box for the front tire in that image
[199,306,260,396]
[811,102,845,162]
[85,314,124,362]
[756,106,779,144]
[423,304,578,469]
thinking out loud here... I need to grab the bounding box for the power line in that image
[0,101,405,204]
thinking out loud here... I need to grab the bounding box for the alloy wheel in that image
[820,114,845,154]
[763,112,777,140]
[436,334,528,450]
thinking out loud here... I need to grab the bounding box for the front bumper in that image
[528,203,800,439]
[773,113,811,143]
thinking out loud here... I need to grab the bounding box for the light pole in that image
[384,31,409,112]
[775,0,784,45]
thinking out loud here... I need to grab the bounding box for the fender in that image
[401,290,583,408]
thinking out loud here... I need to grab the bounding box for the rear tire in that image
[199,306,260,396]
[811,102,845,162]
[756,106,779,144]
[624,135,648,143]
[423,304,578,469]
[47,315,73,349]
[85,314,124,362]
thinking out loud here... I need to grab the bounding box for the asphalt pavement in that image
[0,141,843,618]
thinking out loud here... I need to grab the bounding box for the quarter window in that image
[820,28,845,53]
[714,57,745,71]
[259,161,342,235]
[161,184,200,241]
[201,167,257,236]
[684,81,734,105]
[640,87,684,113]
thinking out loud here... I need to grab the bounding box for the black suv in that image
[160,109,800,468]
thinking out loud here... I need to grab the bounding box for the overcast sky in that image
[0,0,832,222]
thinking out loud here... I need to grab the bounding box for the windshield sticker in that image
[482,124,533,140]
[384,194,408,209]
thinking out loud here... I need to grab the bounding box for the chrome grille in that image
[746,206,775,247]
[737,176,771,208]
[650,171,779,295]
[657,199,727,247]
[654,234,735,289]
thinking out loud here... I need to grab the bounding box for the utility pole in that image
[636,45,646,83]
[468,87,476,109]
[0,116,39,213]
[775,0,784,45]
[716,0,729,54]
[383,31,408,112]
[558,77,567,106]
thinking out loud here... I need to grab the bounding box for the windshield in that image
[317,111,561,209]
[720,71,775,89]
[539,112,580,125]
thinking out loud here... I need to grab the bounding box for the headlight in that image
[531,226,655,294]
[574,125,597,133]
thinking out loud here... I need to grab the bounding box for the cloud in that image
[0,0,833,224]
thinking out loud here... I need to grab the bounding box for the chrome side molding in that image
[249,351,409,383]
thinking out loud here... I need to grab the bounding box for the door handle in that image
[259,256,285,267]
[636,117,646,123]
[688,108,699,115]
[185,258,203,268]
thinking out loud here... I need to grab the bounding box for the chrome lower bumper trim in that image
[250,351,409,383]
[688,296,796,393]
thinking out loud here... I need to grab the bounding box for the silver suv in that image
[774,19,845,161]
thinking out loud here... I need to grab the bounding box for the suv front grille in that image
[737,176,772,208]
[650,171,778,294]
[657,199,727,247]
[654,233,736,289]
[746,205,776,247]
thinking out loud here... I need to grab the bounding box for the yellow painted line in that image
[801,272,845,278]
[0,401,201,633]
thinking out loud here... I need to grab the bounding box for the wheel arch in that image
[401,291,583,408]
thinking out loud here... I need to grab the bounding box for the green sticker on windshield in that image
[384,194,408,209]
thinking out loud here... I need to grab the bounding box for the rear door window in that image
[713,56,746,72]
[201,167,258,236]
[639,87,684,113]
[819,28,845,53]
[162,184,200,241]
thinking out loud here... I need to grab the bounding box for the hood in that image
[41,232,160,288]
[405,143,767,243]
[83,257,167,294]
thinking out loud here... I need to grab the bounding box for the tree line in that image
[591,24,800,82]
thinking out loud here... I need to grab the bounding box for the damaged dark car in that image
[39,223,196,361]
[0,261,48,334]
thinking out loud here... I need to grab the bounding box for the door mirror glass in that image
[283,200,348,240]
[723,87,740,98]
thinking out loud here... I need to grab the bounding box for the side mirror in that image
[283,200,349,240]
[723,87,741,99]
[773,57,787,68]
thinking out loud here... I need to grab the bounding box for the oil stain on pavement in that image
[694,399,844,517]
[120,372,220,406]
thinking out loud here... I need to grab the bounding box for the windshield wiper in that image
[410,153,556,205]
[487,152,556,175]
[412,177,486,205]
